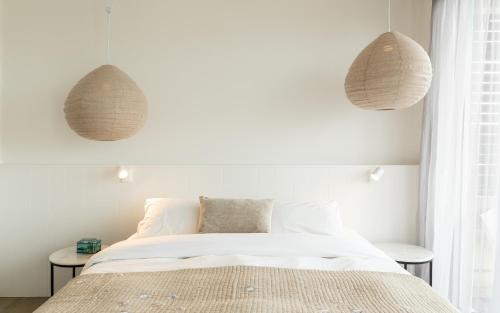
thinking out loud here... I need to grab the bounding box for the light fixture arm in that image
[388,0,391,32]
[369,167,385,182]
[105,0,113,64]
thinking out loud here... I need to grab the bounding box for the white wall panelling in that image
[0,164,418,296]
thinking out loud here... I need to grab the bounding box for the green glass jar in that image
[76,238,102,254]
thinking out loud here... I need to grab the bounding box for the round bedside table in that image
[49,245,106,296]
[375,243,434,286]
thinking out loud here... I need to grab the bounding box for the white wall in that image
[0,0,431,165]
[0,0,432,298]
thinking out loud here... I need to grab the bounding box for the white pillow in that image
[136,198,199,238]
[271,200,343,236]
[135,198,343,238]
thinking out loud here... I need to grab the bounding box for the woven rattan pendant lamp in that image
[344,0,432,110]
[64,1,147,141]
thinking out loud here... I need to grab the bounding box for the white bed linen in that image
[83,229,407,275]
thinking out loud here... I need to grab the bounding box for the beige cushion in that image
[198,197,274,233]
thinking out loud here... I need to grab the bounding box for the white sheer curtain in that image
[419,0,500,312]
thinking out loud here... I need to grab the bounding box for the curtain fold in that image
[420,0,500,312]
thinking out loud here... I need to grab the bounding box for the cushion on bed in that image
[135,198,342,238]
[198,196,273,233]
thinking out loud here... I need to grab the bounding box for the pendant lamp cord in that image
[388,0,391,32]
[105,0,113,64]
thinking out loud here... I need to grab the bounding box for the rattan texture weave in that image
[345,32,432,110]
[64,65,148,141]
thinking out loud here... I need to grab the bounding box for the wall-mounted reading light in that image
[118,166,132,183]
[369,167,385,182]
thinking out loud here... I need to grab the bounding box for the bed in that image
[35,198,458,313]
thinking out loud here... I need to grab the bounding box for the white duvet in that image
[82,229,406,275]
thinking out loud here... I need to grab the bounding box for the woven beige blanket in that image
[35,266,458,313]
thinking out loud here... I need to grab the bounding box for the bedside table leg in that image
[430,261,433,286]
[50,263,54,296]
[72,267,76,278]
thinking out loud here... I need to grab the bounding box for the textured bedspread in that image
[35,266,458,313]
